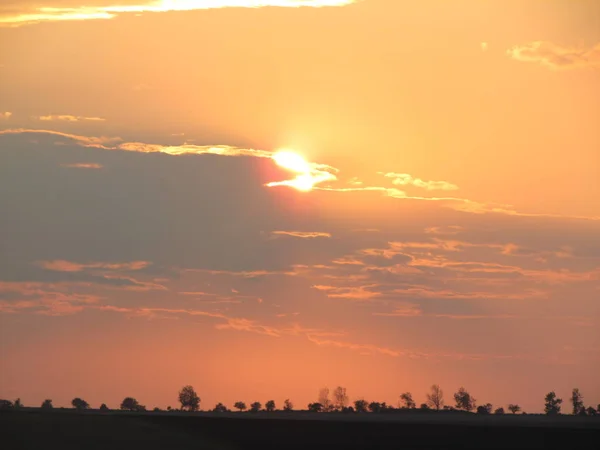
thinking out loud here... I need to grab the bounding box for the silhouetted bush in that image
[508,404,521,414]
[178,386,200,412]
[570,388,584,415]
[265,400,276,412]
[234,401,246,412]
[71,398,89,410]
[0,399,13,410]
[354,399,368,413]
[476,404,492,415]
[544,391,562,415]
[41,399,53,410]
[213,403,228,413]
[333,387,349,411]
[426,385,444,410]
[399,392,416,409]
[283,399,294,411]
[120,397,146,412]
[308,402,323,412]
[250,402,262,413]
[454,387,476,412]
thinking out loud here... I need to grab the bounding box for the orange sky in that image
[0,0,599,413]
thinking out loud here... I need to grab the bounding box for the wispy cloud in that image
[0,0,358,27]
[97,304,340,339]
[307,334,403,357]
[0,112,12,119]
[0,129,337,190]
[0,128,120,148]
[305,334,530,361]
[2,128,598,222]
[507,41,600,70]
[425,226,464,235]
[313,284,381,300]
[382,172,459,191]
[61,163,104,169]
[38,260,150,272]
[272,231,332,239]
[38,115,106,122]
[0,282,101,316]
[116,143,339,192]
[372,302,422,317]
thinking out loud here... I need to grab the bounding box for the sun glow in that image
[272,151,311,174]
[267,150,336,192]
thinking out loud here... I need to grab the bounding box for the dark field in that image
[2,410,599,450]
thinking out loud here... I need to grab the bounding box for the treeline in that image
[1,385,599,417]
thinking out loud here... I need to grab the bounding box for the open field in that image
[2,410,599,449]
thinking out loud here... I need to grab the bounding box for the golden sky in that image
[1,0,599,413]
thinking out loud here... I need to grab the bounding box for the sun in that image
[272,151,311,174]
[268,149,335,192]
[271,150,315,191]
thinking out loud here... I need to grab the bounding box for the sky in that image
[0,0,599,413]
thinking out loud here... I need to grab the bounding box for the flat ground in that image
[1,410,599,449]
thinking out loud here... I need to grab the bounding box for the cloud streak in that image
[38,260,150,272]
[507,41,600,70]
[382,172,459,191]
[2,128,598,222]
[272,231,332,238]
[0,0,359,27]
[61,163,104,169]
[38,115,106,122]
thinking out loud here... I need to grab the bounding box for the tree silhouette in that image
[213,403,228,412]
[544,391,562,415]
[508,404,521,414]
[234,401,247,412]
[354,399,369,413]
[120,397,145,412]
[308,402,323,412]
[476,403,492,415]
[71,398,89,410]
[586,407,597,416]
[283,399,294,411]
[420,403,430,410]
[318,387,332,412]
[426,385,444,410]
[99,403,109,411]
[494,407,505,415]
[368,401,383,413]
[265,400,276,412]
[250,401,262,412]
[41,399,53,410]
[570,388,584,415]
[153,407,161,412]
[178,385,200,412]
[0,400,13,410]
[399,392,416,409]
[454,387,476,412]
[333,386,349,410]
[14,398,23,409]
